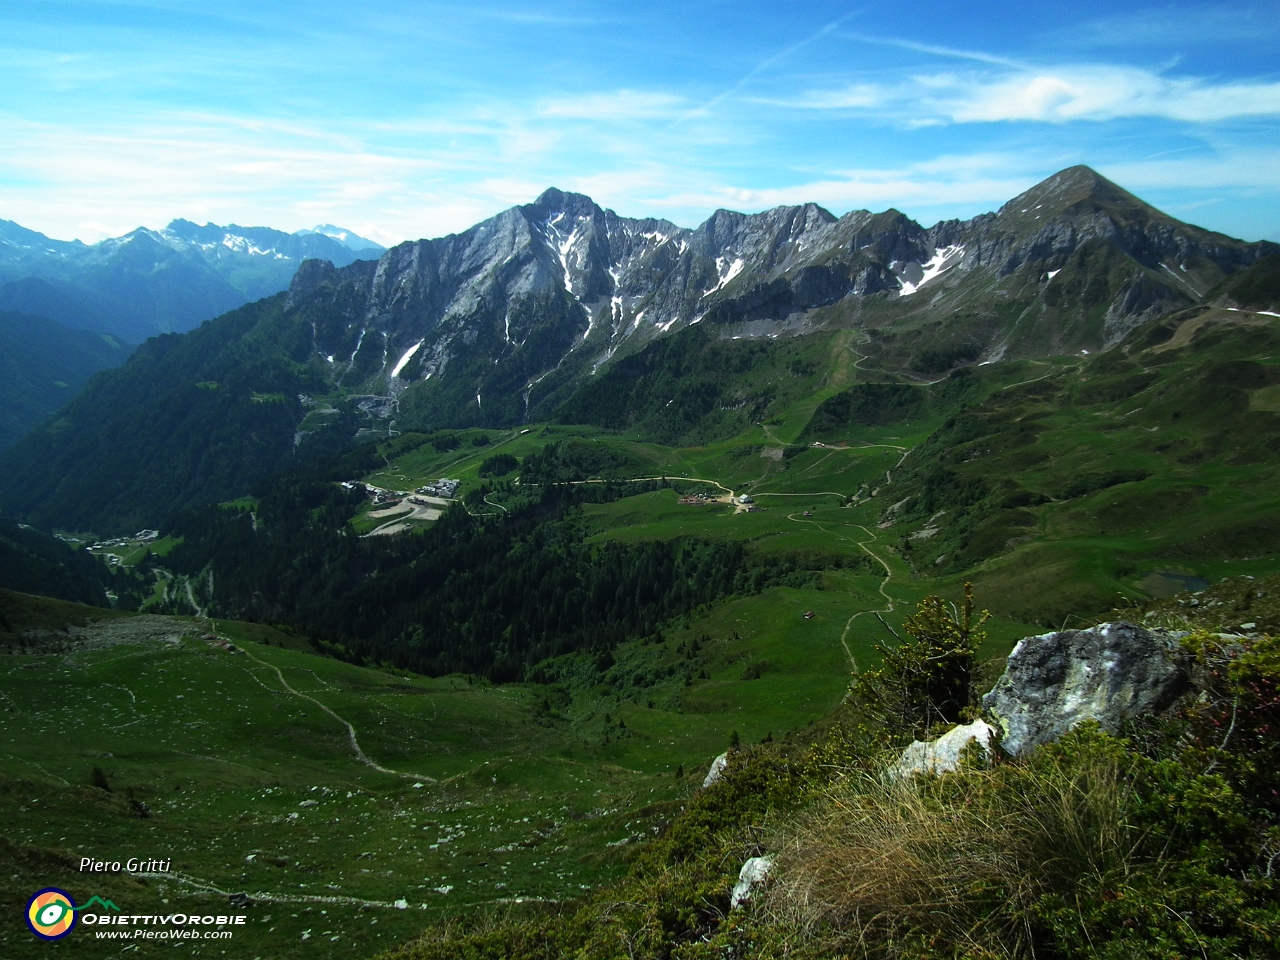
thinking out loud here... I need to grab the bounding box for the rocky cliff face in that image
[280,166,1276,425]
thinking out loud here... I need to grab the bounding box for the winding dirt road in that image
[783,510,902,672]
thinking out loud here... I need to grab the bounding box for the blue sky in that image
[1,0,1278,245]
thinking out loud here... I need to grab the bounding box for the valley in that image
[0,519,1036,959]
[1,168,1278,958]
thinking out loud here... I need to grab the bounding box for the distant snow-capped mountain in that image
[295,224,385,254]
[0,218,386,342]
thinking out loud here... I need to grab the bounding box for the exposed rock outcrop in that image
[703,752,729,788]
[982,622,1188,757]
[730,856,773,909]
[892,718,999,779]
[277,166,1278,418]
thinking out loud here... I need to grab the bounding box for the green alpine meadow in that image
[2,158,1279,959]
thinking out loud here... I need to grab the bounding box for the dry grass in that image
[760,736,1138,959]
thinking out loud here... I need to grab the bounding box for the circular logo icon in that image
[26,888,77,940]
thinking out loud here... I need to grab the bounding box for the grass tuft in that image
[763,729,1134,958]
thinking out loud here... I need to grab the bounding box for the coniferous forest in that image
[163,470,856,680]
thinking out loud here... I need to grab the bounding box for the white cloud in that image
[1065,4,1280,47]
[651,155,1040,219]
[938,67,1280,123]
[834,32,1025,69]
[759,84,884,110]
[786,64,1280,125]
[0,112,510,243]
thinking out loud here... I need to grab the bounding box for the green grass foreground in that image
[0,569,1026,958]
[378,590,1280,960]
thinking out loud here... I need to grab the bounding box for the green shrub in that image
[766,725,1136,958]
[851,582,987,737]
[380,615,1280,960]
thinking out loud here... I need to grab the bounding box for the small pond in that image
[1139,571,1210,599]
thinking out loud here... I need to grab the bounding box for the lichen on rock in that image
[982,621,1187,757]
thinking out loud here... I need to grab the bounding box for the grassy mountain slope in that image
[867,308,1280,624]
[1212,251,1280,311]
[0,556,972,958]
[0,311,131,449]
[0,296,352,534]
[378,589,1280,960]
[323,308,1280,637]
[0,277,116,330]
[18,300,1276,640]
[552,324,843,444]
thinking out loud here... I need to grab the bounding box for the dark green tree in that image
[853,582,988,737]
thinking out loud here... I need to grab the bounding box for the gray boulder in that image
[982,622,1187,757]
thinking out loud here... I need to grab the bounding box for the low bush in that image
[765,726,1136,958]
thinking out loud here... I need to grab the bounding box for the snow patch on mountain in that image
[391,340,423,378]
[703,257,745,297]
[897,245,965,297]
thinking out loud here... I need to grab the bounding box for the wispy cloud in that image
[758,84,884,110]
[935,67,1280,123]
[671,10,860,125]
[781,64,1280,124]
[836,31,1025,68]
[538,90,684,120]
[1063,3,1280,47]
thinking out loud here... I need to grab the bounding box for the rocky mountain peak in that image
[262,168,1278,427]
[0,219,83,252]
[164,218,206,237]
[997,165,1152,230]
[525,188,602,224]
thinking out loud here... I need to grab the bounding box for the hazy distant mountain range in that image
[0,218,384,343]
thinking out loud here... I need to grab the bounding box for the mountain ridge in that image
[0,217,386,342]
[2,165,1277,534]
[0,309,132,449]
[284,165,1276,415]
